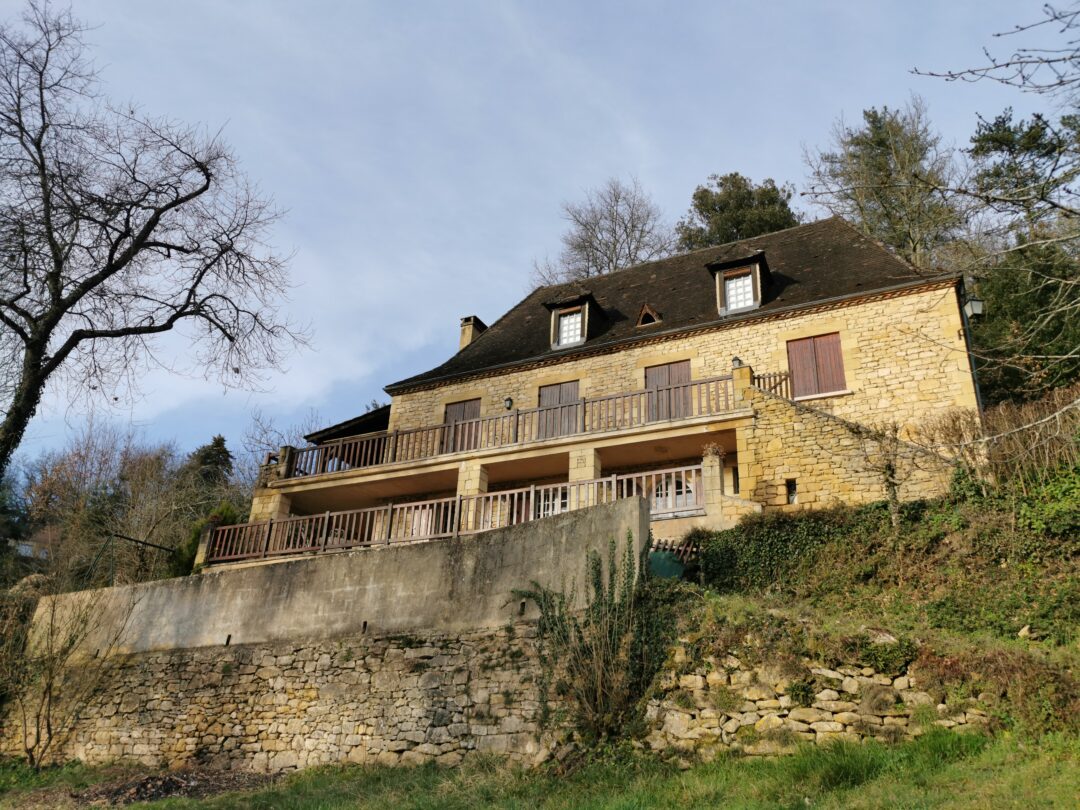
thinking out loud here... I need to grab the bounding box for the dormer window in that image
[724,273,754,311]
[555,307,584,347]
[545,291,596,348]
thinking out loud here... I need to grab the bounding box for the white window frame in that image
[554,307,584,347]
[724,273,755,312]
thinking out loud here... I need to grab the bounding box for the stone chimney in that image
[459,315,488,350]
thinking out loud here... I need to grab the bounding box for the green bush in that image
[697,505,888,592]
[1016,465,1080,538]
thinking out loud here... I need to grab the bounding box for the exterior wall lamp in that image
[503,397,514,410]
[731,356,743,368]
[963,297,985,320]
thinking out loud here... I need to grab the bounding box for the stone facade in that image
[736,387,951,510]
[387,283,976,435]
[645,650,988,758]
[8,624,551,772]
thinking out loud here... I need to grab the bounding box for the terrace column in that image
[249,490,291,522]
[568,447,602,509]
[456,459,489,531]
[701,447,726,530]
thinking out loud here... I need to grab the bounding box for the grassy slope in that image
[2,731,1072,809]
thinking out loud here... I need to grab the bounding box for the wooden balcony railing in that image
[287,376,736,480]
[752,370,792,400]
[206,464,704,565]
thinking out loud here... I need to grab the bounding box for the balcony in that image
[282,375,740,481]
[207,464,705,565]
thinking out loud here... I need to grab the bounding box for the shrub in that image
[516,533,689,744]
[697,505,888,592]
[787,679,815,708]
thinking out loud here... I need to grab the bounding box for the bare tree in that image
[0,562,136,769]
[532,177,675,286]
[915,4,1080,101]
[237,406,325,487]
[20,421,238,585]
[803,95,966,270]
[0,3,304,480]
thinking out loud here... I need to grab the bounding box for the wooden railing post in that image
[384,503,394,544]
[528,484,536,522]
[262,518,274,558]
[510,409,519,444]
[320,511,331,550]
[453,494,462,537]
[579,398,587,433]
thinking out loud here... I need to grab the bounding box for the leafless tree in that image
[915,3,1080,101]
[20,421,236,585]
[237,406,325,488]
[0,561,137,769]
[803,95,967,270]
[532,177,675,286]
[0,2,304,480]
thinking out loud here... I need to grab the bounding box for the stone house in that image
[202,218,980,566]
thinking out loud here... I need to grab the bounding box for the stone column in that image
[456,459,489,531]
[732,362,755,407]
[249,490,292,522]
[568,447,602,509]
[701,449,726,530]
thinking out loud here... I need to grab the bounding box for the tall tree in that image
[532,177,675,286]
[675,172,801,250]
[0,3,303,480]
[803,96,964,269]
[916,6,1080,403]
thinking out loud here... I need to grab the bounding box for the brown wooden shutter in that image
[787,333,846,397]
[813,333,846,394]
[645,360,691,420]
[538,381,580,438]
[787,337,819,398]
[443,398,481,452]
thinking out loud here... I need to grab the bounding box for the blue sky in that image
[10,0,1050,460]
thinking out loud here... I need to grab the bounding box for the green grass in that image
[5,730,1072,809]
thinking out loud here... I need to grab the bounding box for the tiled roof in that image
[386,217,947,393]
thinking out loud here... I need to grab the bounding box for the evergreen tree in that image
[675,173,801,250]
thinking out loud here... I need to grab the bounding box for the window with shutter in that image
[785,333,847,398]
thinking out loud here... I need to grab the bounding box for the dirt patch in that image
[6,769,276,808]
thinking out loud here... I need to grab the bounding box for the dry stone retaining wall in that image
[645,649,987,759]
[16,624,551,772]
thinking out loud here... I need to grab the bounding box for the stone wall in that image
[388,284,978,437]
[737,387,951,510]
[7,624,552,771]
[645,650,987,759]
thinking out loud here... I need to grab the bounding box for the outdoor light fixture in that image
[731,356,743,368]
[963,296,985,320]
[504,396,514,410]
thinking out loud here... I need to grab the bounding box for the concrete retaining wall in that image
[33,498,649,657]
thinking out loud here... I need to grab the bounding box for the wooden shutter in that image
[787,337,819,398]
[538,381,580,438]
[443,398,481,452]
[645,360,691,420]
[787,333,845,397]
[813,333,846,394]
